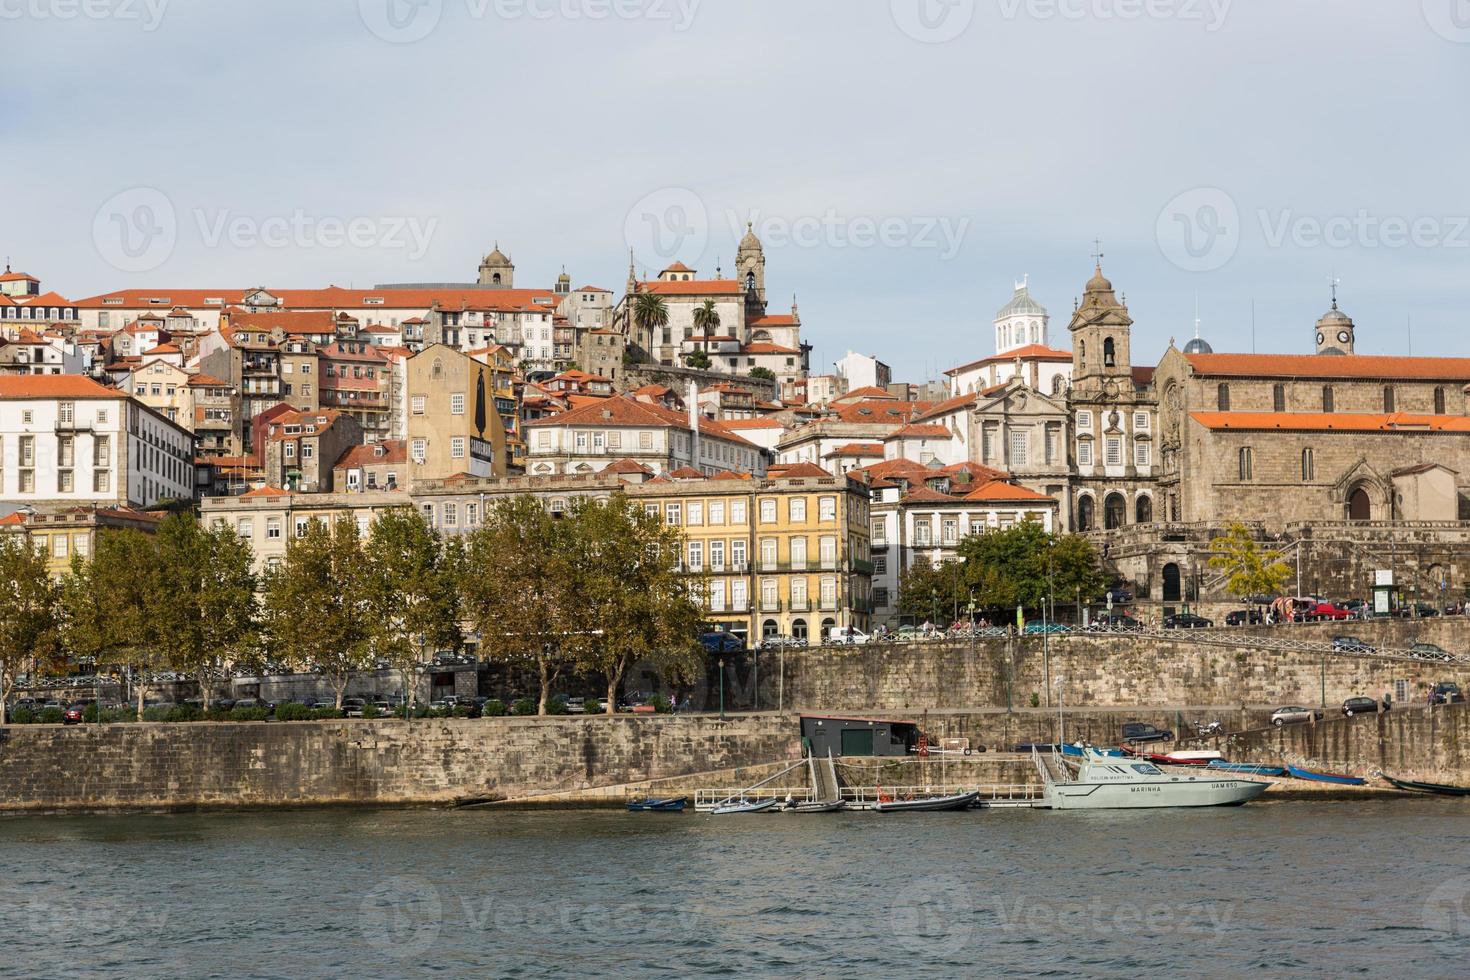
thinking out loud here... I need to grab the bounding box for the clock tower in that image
[1314,281,1355,355]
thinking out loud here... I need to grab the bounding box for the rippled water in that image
[1,801,1467,978]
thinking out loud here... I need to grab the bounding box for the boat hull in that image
[1048,778,1268,810]
[786,800,847,813]
[711,799,781,815]
[873,792,979,812]
[1382,775,1470,796]
[1208,761,1287,777]
[627,797,687,812]
[1285,765,1365,786]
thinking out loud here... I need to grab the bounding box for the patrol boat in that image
[1043,748,1269,810]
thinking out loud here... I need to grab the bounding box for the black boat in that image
[1382,775,1470,797]
[627,796,688,812]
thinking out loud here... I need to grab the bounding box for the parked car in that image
[1298,602,1353,622]
[895,625,940,641]
[1342,696,1383,716]
[1024,620,1071,635]
[1121,722,1173,744]
[1270,705,1323,726]
[1340,598,1371,618]
[1398,602,1441,618]
[699,632,745,655]
[563,697,586,714]
[759,634,807,651]
[1430,682,1464,705]
[1224,609,1265,627]
[1332,635,1376,653]
[63,700,97,725]
[342,698,367,718]
[1091,612,1143,632]
[827,627,871,645]
[233,698,273,714]
[11,697,42,714]
[1410,642,1454,662]
[1105,586,1134,604]
[1163,613,1213,629]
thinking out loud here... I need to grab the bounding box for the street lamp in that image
[718,657,726,719]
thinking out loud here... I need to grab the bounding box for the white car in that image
[1270,705,1323,726]
[827,627,871,645]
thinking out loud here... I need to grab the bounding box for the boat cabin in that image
[800,715,919,758]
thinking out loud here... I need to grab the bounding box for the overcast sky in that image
[4,1,1469,380]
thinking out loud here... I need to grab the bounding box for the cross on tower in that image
[1329,274,1341,310]
[1091,239,1104,266]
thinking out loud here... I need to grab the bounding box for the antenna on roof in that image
[1329,272,1341,310]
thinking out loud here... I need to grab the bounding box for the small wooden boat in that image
[785,800,847,813]
[1381,774,1470,797]
[1285,764,1365,786]
[711,798,781,815]
[1208,761,1287,777]
[873,791,979,812]
[626,796,687,812]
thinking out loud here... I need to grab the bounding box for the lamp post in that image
[1056,676,1066,746]
[930,588,938,629]
[718,657,726,719]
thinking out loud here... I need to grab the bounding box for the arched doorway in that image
[762,619,778,640]
[820,618,836,641]
[1348,487,1372,522]
[791,619,808,641]
[1077,495,1095,532]
[1162,563,1182,603]
[1104,493,1127,530]
[1135,495,1153,524]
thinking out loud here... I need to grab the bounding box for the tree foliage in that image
[1208,523,1293,601]
[0,536,60,725]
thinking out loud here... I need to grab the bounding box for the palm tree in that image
[632,292,669,359]
[692,299,721,359]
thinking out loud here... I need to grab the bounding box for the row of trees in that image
[0,497,706,723]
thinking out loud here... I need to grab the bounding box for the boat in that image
[872,791,979,812]
[1045,748,1268,809]
[1284,764,1366,786]
[785,799,847,813]
[626,796,687,812]
[1208,761,1287,777]
[1060,743,1127,759]
[711,798,781,815]
[1153,751,1225,766]
[1381,774,1470,797]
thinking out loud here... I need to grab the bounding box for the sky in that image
[3,0,1469,382]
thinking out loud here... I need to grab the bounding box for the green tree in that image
[684,349,712,370]
[564,497,705,714]
[632,292,670,358]
[0,535,60,725]
[958,521,1106,620]
[692,299,721,356]
[262,518,371,709]
[364,508,461,712]
[897,555,967,623]
[61,528,165,718]
[462,496,576,715]
[1208,523,1292,601]
[747,367,776,382]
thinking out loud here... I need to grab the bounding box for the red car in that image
[1300,602,1353,622]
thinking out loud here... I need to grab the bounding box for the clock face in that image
[1316,332,1325,346]
[1337,330,1351,344]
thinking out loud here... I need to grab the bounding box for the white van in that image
[827,627,871,646]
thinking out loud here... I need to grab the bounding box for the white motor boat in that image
[1046,749,1269,810]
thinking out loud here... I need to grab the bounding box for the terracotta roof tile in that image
[962,480,1055,503]
[1189,411,1470,432]
[1184,352,1470,381]
[767,462,831,479]
[0,376,125,399]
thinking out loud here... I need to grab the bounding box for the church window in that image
[1076,411,1092,430]
[1077,439,1093,467]
[1217,384,1231,412]
[1383,386,1395,413]
[1105,437,1122,466]
[1272,384,1286,413]
[1302,448,1315,482]
[1434,386,1447,415]
[1103,338,1116,368]
[1079,340,1086,367]
[1134,439,1151,467]
[1322,386,1334,413]
[1010,430,1028,465]
[1238,447,1254,481]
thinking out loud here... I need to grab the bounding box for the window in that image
[451,437,466,459]
[53,535,67,558]
[1105,437,1122,466]
[1302,448,1315,482]
[1272,384,1286,412]
[874,555,888,576]
[1010,430,1028,466]
[871,518,886,545]
[731,580,748,611]
[1133,413,1149,430]
[710,540,725,570]
[789,498,807,522]
[687,541,703,571]
[731,539,747,569]
[761,578,778,610]
[1322,386,1335,413]
[819,497,836,522]
[709,580,726,612]
[411,396,426,415]
[93,470,110,493]
[1077,439,1093,467]
[760,499,777,523]
[443,502,458,527]
[421,504,435,524]
[1134,439,1151,467]
[302,444,314,460]
[411,439,426,463]
[760,538,778,570]
[97,409,108,425]
[20,410,32,425]
[466,502,478,527]
[731,499,747,524]
[791,537,807,569]
[74,534,89,558]
[19,470,34,493]
[820,577,838,610]
[294,518,309,538]
[58,436,73,467]
[1217,384,1231,412]
[1383,386,1395,412]
[1435,387,1447,415]
[1238,447,1254,481]
[942,518,958,546]
[266,519,281,539]
[914,518,932,547]
[450,393,465,415]
[237,519,253,539]
[686,502,703,525]
[59,470,73,492]
[59,402,73,424]
[638,431,653,450]
[709,501,725,525]
[791,577,808,608]
[665,503,681,525]
[1077,411,1092,430]
[284,443,296,459]
[19,436,34,466]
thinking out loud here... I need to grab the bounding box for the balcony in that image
[789,599,811,613]
[851,558,875,576]
[759,598,782,612]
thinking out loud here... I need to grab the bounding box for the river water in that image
[1,801,1467,978]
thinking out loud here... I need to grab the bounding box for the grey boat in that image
[1045,749,1269,810]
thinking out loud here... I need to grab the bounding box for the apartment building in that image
[261,408,364,493]
[404,344,508,484]
[0,505,162,577]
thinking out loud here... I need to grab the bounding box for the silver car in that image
[1270,705,1322,726]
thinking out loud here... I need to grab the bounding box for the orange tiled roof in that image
[767,462,832,479]
[1189,411,1470,432]
[241,486,293,499]
[0,376,124,399]
[824,442,885,457]
[743,342,800,355]
[913,393,978,421]
[1184,352,1470,381]
[74,286,560,312]
[637,280,746,297]
[963,480,1055,503]
[525,395,755,446]
[334,440,407,468]
[888,423,953,439]
[602,458,654,476]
